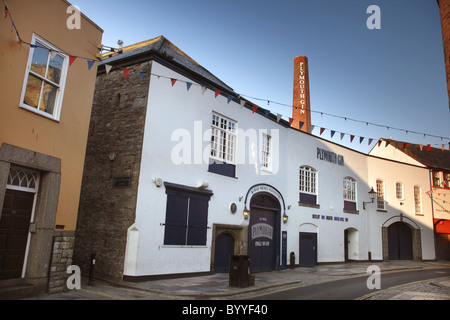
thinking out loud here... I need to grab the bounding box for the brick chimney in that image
[292,56,312,133]
[437,0,450,110]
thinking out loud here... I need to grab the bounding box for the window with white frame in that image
[414,185,422,215]
[20,34,69,121]
[261,133,272,169]
[299,166,318,206]
[343,177,357,211]
[376,179,386,210]
[396,182,404,200]
[210,113,237,164]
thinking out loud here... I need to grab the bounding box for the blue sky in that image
[75,0,449,153]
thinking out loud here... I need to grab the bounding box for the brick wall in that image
[73,61,151,280]
[438,0,450,109]
[48,231,75,293]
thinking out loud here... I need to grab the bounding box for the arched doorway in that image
[388,222,413,260]
[247,193,281,273]
[214,233,235,273]
[344,228,359,261]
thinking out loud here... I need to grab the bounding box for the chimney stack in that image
[292,56,312,133]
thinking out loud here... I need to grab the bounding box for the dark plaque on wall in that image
[113,176,131,188]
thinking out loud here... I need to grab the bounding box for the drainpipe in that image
[428,169,437,261]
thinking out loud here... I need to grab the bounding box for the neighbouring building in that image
[370,139,450,260]
[74,36,437,282]
[0,0,103,297]
[437,0,450,110]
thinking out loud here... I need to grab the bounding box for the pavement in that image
[24,260,450,300]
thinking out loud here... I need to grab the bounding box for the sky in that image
[74,0,449,154]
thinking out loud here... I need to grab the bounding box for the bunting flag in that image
[241,100,246,108]
[299,121,304,130]
[252,105,258,114]
[171,78,177,86]
[87,60,95,70]
[139,71,146,80]
[122,68,130,79]
[359,137,364,144]
[201,86,207,95]
[105,64,112,74]
[340,133,345,140]
[427,144,431,151]
[368,138,373,146]
[402,143,408,149]
[264,109,270,118]
[350,135,355,143]
[331,130,336,139]
[385,140,391,148]
[289,118,293,126]
[276,113,282,123]
[378,140,382,147]
[419,144,423,151]
[4,4,8,19]
[69,56,77,66]
[320,128,325,135]
[227,95,233,104]
[186,82,192,91]
[215,89,221,98]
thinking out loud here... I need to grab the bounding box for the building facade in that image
[0,0,102,297]
[74,36,437,282]
[370,139,450,260]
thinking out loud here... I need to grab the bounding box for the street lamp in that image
[363,187,377,210]
[243,205,249,219]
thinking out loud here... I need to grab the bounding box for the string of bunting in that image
[3,0,99,70]
[108,64,450,151]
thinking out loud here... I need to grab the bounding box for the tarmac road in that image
[247,268,450,300]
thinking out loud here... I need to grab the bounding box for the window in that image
[163,182,213,246]
[261,133,272,170]
[396,182,404,200]
[432,171,440,187]
[209,113,237,178]
[376,179,386,210]
[20,34,69,121]
[343,177,357,211]
[210,113,236,163]
[444,172,450,188]
[414,185,422,215]
[299,166,318,206]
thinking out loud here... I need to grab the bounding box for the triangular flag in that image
[240,100,246,108]
[403,143,408,149]
[340,133,345,140]
[378,140,382,147]
[227,95,233,104]
[139,72,145,80]
[330,130,336,138]
[385,140,391,147]
[442,144,445,151]
[122,68,130,79]
[320,128,325,135]
[201,86,207,95]
[359,137,364,144]
[427,144,431,151]
[299,122,304,130]
[368,138,373,145]
[87,60,95,70]
[252,105,258,114]
[69,56,77,66]
[186,82,192,91]
[350,135,355,143]
[276,113,282,123]
[4,4,8,19]
[215,89,221,98]
[310,125,315,132]
[289,118,293,126]
[105,64,112,74]
[264,110,270,118]
[171,78,177,86]
[419,144,423,151]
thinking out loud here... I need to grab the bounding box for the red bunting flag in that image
[122,68,130,79]
[402,143,408,149]
[171,78,177,86]
[215,89,221,98]
[427,144,431,151]
[4,5,8,19]
[252,105,258,114]
[378,140,382,147]
[320,128,325,135]
[69,56,77,66]
[350,135,355,142]
[289,118,293,126]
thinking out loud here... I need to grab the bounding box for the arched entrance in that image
[388,222,413,260]
[247,193,281,273]
[214,233,235,273]
[344,228,359,261]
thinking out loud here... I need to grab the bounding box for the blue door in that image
[299,232,317,267]
[214,233,235,273]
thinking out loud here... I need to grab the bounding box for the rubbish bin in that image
[229,255,252,288]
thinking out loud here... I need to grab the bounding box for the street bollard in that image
[87,253,96,286]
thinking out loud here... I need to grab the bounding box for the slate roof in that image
[99,35,234,93]
[382,138,450,171]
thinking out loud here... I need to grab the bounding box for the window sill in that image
[343,209,359,214]
[376,209,387,213]
[298,202,320,209]
[20,104,60,122]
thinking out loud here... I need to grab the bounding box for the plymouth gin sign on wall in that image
[317,147,344,166]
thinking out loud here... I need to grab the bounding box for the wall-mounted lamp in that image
[243,205,250,220]
[282,211,288,223]
[363,187,377,210]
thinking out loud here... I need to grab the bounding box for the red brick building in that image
[438,0,450,109]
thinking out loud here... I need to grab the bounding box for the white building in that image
[74,37,438,281]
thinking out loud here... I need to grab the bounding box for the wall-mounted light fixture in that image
[363,187,377,210]
[243,205,250,220]
[282,211,289,223]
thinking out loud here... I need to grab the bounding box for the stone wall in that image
[48,231,75,294]
[73,61,151,280]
